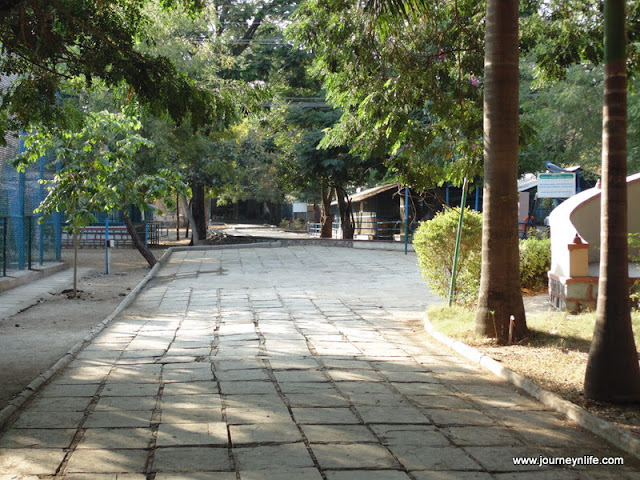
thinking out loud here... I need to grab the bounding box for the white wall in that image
[549,173,640,278]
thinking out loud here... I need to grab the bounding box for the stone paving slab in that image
[0,266,87,320]
[1,246,640,478]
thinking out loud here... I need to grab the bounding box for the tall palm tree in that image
[473,0,527,343]
[584,0,640,402]
[364,0,527,342]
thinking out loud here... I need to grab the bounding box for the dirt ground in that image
[0,246,166,410]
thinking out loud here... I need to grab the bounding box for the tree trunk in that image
[191,181,208,242]
[474,0,527,343]
[584,0,640,402]
[176,193,180,241]
[122,211,157,268]
[336,186,355,240]
[180,196,200,245]
[320,183,334,238]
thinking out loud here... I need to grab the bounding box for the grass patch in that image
[427,305,640,352]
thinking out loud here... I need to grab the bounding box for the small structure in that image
[518,165,598,228]
[348,184,406,240]
[329,182,483,240]
[547,172,640,312]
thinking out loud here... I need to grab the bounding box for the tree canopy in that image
[0,0,228,141]
[288,0,484,190]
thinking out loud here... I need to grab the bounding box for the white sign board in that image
[293,202,307,213]
[538,173,576,198]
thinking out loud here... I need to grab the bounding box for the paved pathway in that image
[1,245,639,479]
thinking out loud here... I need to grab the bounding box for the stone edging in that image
[225,235,415,252]
[423,316,640,462]
[0,262,69,293]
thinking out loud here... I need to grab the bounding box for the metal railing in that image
[307,218,409,240]
[60,220,165,249]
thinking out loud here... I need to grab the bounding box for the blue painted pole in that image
[54,161,62,261]
[105,216,110,274]
[39,156,45,264]
[17,170,25,270]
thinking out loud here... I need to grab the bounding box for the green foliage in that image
[519,236,552,290]
[288,0,485,189]
[414,210,552,301]
[413,208,483,305]
[521,0,640,83]
[14,110,185,232]
[215,129,286,206]
[0,0,226,140]
[272,105,384,202]
[628,233,640,262]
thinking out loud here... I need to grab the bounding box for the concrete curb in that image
[0,262,69,293]
[423,316,640,462]
[223,234,416,252]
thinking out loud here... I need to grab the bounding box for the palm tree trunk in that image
[584,0,640,402]
[473,0,527,343]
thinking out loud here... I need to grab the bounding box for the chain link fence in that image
[0,137,61,276]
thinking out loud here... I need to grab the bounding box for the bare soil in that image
[0,246,164,410]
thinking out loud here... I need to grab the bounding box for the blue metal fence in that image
[0,142,61,276]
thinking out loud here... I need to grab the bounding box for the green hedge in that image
[414,210,552,304]
[519,235,551,289]
[413,207,483,305]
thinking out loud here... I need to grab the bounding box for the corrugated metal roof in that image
[349,183,401,203]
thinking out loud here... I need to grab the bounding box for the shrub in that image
[279,219,291,229]
[413,207,483,305]
[519,236,551,289]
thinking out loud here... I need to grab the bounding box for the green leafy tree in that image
[288,0,485,190]
[14,110,184,295]
[308,0,526,342]
[0,0,222,140]
[275,106,383,238]
[138,3,240,242]
[140,1,305,239]
[214,129,286,223]
[520,62,640,176]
